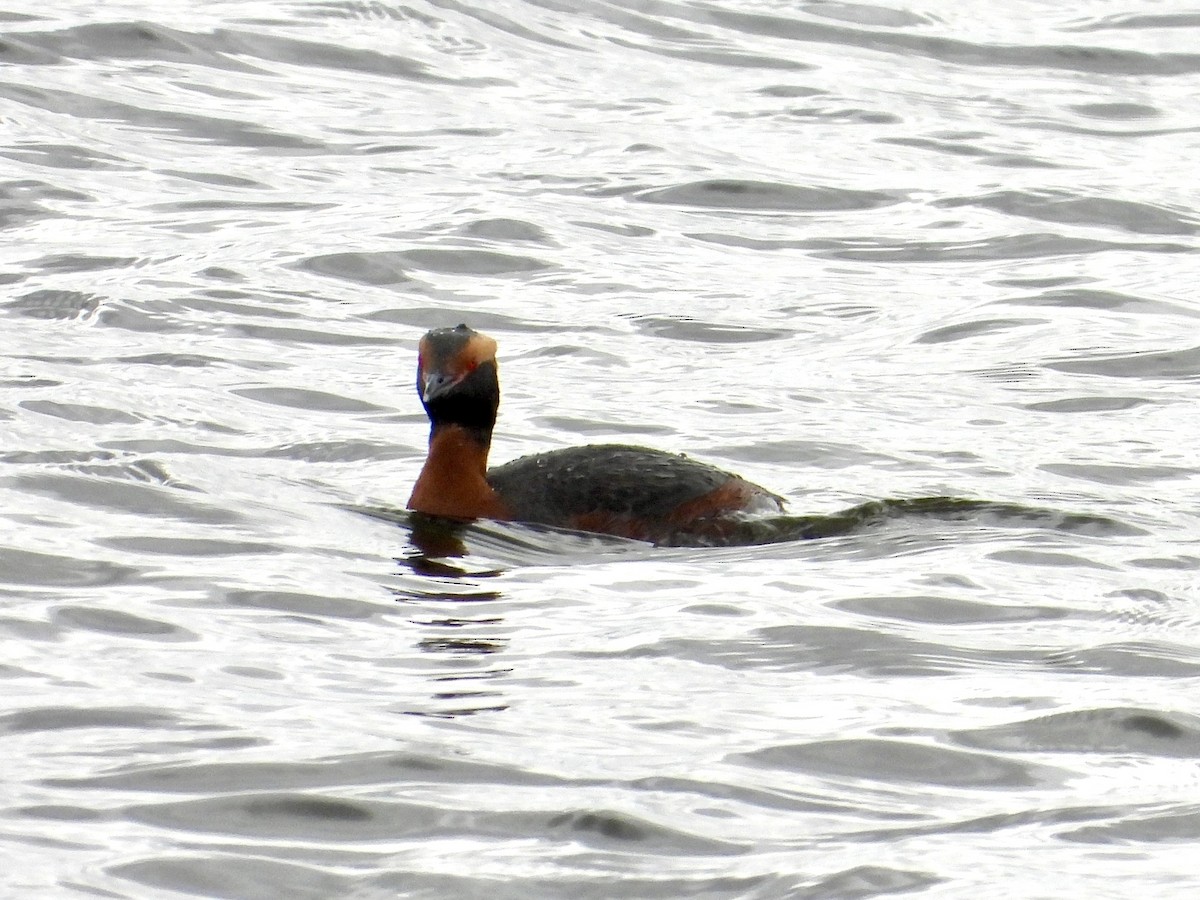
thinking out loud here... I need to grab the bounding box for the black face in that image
[420,359,499,435]
[417,325,500,438]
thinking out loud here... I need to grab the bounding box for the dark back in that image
[486,443,740,527]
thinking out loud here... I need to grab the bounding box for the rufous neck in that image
[407,424,508,520]
[428,423,490,474]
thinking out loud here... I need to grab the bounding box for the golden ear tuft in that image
[463,333,498,368]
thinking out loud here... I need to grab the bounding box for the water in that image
[2,1,1199,896]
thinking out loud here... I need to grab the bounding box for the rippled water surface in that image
[3,1,1200,897]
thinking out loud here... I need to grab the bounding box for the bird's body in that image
[407,325,783,543]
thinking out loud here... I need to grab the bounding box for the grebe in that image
[407,324,784,544]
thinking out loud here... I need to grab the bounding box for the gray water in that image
[3,1,1200,897]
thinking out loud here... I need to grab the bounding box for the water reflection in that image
[365,510,514,717]
[372,496,1144,559]
[361,494,1144,721]
[403,512,473,569]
